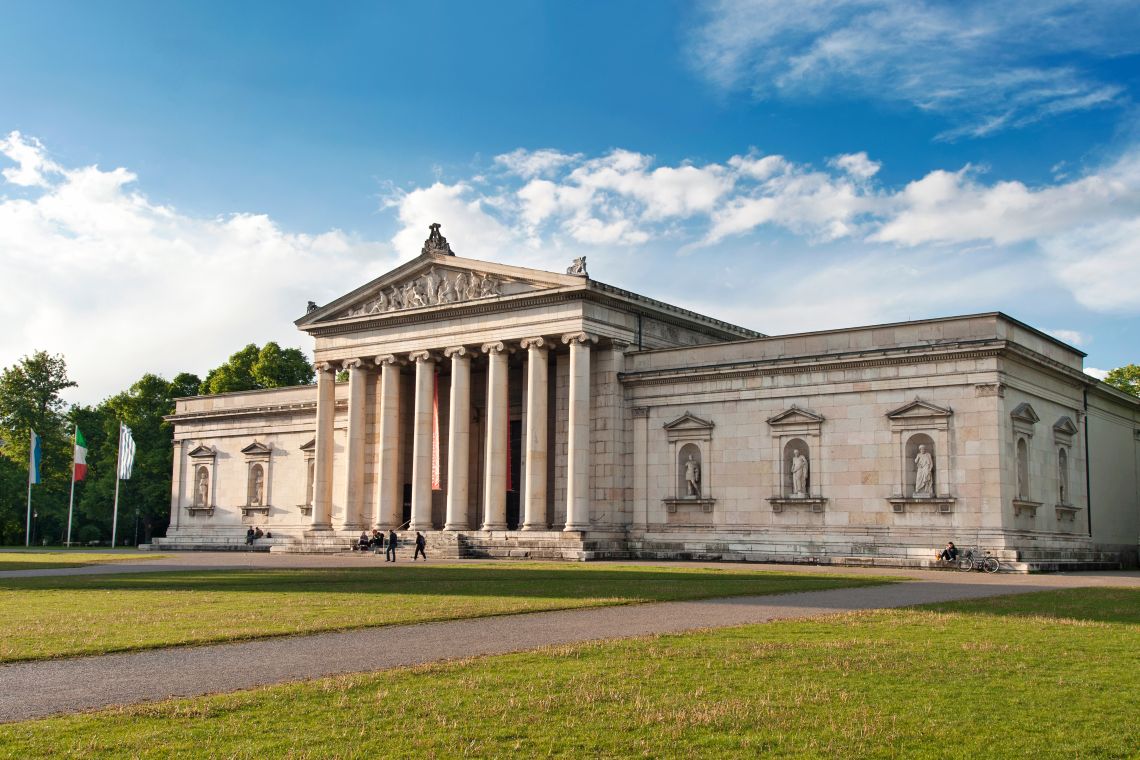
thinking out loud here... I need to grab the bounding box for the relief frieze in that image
[339,267,503,319]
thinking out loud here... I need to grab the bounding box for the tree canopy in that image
[1103,364,1139,397]
[199,342,314,395]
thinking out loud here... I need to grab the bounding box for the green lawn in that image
[0,564,892,662]
[1,587,1134,758]
[0,552,163,572]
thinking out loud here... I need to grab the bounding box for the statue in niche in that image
[684,453,701,498]
[195,467,209,508]
[914,444,934,497]
[249,465,264,507]
[791,449,809,497]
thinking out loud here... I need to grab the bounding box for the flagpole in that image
[66,423,77,548]
[26,429,34,547]
[112,423,122,548]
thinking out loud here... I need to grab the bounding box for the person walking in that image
[385,529,398,562]
[413,531,427,561]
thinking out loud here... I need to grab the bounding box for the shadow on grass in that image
[923,587,1140,625]
[0,565,896,600]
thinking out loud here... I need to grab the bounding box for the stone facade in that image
[158,227,1140,568]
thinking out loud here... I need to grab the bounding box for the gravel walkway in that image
[0,578,1062,723]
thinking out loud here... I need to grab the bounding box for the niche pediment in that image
[241,441,272,456]
[1053,416,1078,436]
[187,444,216,459]
[663,412,715,432]
[767,406,825,426]
[886,398,953,420]
[1010,402,1040,424]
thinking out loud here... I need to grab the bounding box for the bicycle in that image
[957,547,1000,573]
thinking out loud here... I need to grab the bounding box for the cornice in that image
[164,399,342,424]
[620,342,1006,387]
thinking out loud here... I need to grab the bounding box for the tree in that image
[0,351,77,544]
[200,343,313,395]
[1103,364,1140,397]
[78,373,186,544]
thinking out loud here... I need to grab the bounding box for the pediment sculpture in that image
[339,266,503,318]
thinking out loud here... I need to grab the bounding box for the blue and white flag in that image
[117,424,136,480]
[28,430,42,485]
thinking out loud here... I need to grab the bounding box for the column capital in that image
[408,350,438,364]
[481,341,508,355]
[632,406,650,419]
[520,336,548,351]
[341,357,364,371]
[316,361,339,373]
[374,354,405,367]
[443,346,469,359]
[561,331,598,346]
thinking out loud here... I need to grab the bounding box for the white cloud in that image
[494,148,582,179]
[0,132,390,404]
[688,0,1139,138]
[829,152,881,180]
[1084,367,1110,380]
[0,131,61,187]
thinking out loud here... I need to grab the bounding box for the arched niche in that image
[1016,437,1030,500]
[193,465,210,508]
[248,463,265,507]
[1057,447,1069,505]
[678,442,703,499]
[783,438,811,497]
[906,433,935,498]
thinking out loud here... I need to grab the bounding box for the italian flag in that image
[73,428,88,481]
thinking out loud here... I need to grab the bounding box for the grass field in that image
[0,587,1134,758]
[0,564,893,662]
[0,552,163,572]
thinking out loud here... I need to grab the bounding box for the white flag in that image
[118,424,136,480]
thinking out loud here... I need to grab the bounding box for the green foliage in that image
[1103,363,1140,396]
[0,352,77,545]
[77,374,186,545]
[199,342,313,395]
[169,372,202,399]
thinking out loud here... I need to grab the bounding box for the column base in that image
[563,524,589,532]
[481,522,508,531]
[409,521,434,532]
[521,523,548,531]
[308,523,333,532]
[443,523,469,531]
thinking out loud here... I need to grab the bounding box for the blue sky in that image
[1,0,1138,402]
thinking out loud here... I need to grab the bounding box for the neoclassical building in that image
[156,225,1140,569]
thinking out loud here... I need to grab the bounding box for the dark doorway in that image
[401,483,412,527]
[506,419,522,529]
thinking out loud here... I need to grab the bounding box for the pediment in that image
[1010,402,1040,424]
[298,226,589,327]
[299,438,316,452]
[187,444,216,458]
[767,406,825,426]
[886,397,953,419]
[1053,416,1078,436]
[663,412,715,431]
[241,441,272,455]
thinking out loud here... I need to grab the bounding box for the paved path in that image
[0,578,1071,723]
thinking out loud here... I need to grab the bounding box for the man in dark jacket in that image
[386,530,398,562]
[414,531,427,561]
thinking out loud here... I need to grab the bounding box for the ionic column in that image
[444,347,471,530]
[374,355,403,529]
[338,358,367,530]
[481,341,509,530]
[563,332,596,531]
[409,350,437,531]
[311,362,337,530]
[521,337,549,530]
